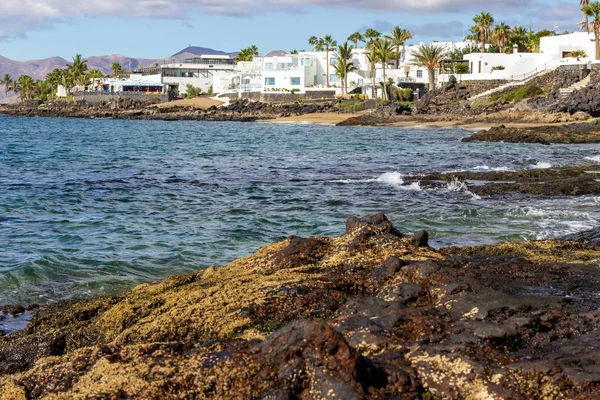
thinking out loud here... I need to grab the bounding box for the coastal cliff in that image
[1,213,600,399]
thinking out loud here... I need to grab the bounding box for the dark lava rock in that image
[372,256,409,281]
[412,230,429,247]
[560,227,600,248]
[462,122,600,145]
[3,213,600,398]
[1,305,25,316]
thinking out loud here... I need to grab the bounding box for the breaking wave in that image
[585,155,600,163]
[530,162,552,169]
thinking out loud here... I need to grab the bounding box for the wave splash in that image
[446,178,481,200]
[530,162,552,169]
[376,172,422,191]
[585,155,600,163]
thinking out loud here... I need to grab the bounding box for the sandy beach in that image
[153,97,225,110]
[262,112,363,125]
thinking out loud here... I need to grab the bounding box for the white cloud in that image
[0,0,577,41]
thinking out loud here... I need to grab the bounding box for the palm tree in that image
[348,32,364,48]
[464,25,481,48]
[249,45,259,58]
[321,35,338,87]
[290,49,299,55]
[16,75,35,100]
[509,26,528,52]
[89,69,104,79]
[374,38,396,100]
[582,0,591,32]
[67,54,88,80]
[411,43,447,90]
[334,42,356,95]
[363,29,381,47]
[492,23,511,53]
[0,74,14,95]
[571,49,588,60]
[386,26,413,67]
[333,60,357,96]
[365,44,378,98]
[473,12,495,52]
[583,1,600,59]
[308,36,319,51]
[111,62,124,77]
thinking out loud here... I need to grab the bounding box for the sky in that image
[0,0,583,61]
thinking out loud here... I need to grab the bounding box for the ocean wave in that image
[446,178,481,200]
[473,165,512,172]
[507,206,590,220]
[585,155,600,163]
[530,162,552,169]
[376,172,422,191]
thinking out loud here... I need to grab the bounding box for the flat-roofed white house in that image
[161,55,236,95]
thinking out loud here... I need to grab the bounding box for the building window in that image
[265,77,275,86]
[417,70,423,78]
[301,58,313,66]
[290,77,301,86]
[329,74,340,83]
[330,58,338,66]
[265,63,274,71]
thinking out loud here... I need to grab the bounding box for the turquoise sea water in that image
[1,115,599,305]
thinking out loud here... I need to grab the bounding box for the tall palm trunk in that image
[326,48,330,87]
[585,15,590,33]
[428,67,435,91]
[396,45,401,68]
[381,62,387,101]
[594,28,600,60]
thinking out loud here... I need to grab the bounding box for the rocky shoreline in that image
[405,164,600,197]
[1,213,600,398]
[0,98,335,122]
[463,122,600,145]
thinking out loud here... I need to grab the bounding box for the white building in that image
[161,55,236,95]
[97,73,165,93]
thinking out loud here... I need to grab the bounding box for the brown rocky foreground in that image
[1,214,600,399]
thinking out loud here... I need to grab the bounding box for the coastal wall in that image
[461,80,508,96]
[74,94,169,104]
[220,90,337,103]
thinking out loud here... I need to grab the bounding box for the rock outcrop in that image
[0,99,333,121]
[412,164,600,197]
[1,213,600,398]
[462,122,600,145]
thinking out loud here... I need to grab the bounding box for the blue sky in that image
[0,0,582,61]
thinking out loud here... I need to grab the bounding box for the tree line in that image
[1,55,125,101]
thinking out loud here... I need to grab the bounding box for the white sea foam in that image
[377,171,405,186]
[507,206,590,220]
[375,172,422,191]
[585,155,600,163]
[473,165,512,172]
[446,177,481,200]
[530,162,552,169]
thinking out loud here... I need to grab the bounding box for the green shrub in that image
[337,100,365,112]
[402,88,413,101]
[490,85,543,104]
[491,65,506,71]
[185,84,203,98]
[207,85,213,96]
[453,63,469,74]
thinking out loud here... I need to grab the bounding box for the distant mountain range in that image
[0,46,242,103]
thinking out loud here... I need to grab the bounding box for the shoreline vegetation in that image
[1,213,600,398]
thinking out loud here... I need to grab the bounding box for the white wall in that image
[540,32,595,58]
